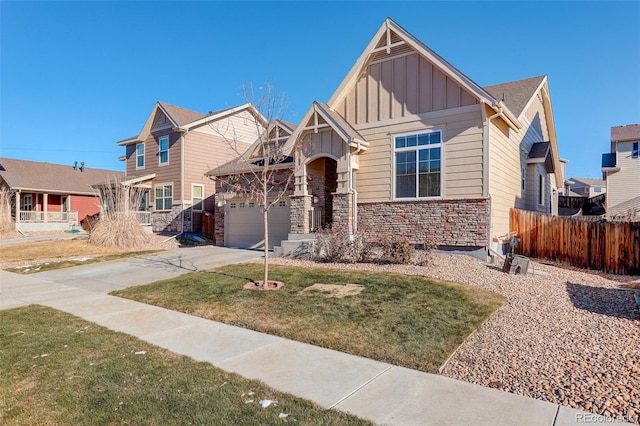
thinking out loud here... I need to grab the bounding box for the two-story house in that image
[602,124,640,219]
[208,18,564,256]
[567,177,606,198]
[117,101,264,233]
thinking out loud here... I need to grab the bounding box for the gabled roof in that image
[0,158,123,195]
[282,101,368,155]
[157,102,207,127]
[327,17,521,130]
[117,102,263,146]
[484,75,546,119]
[611,124,640,142]
[206,119,296,177]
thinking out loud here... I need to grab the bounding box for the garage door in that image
[225,199,290,249]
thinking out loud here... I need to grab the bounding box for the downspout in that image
[180,128,188,235]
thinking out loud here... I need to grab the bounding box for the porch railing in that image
[309,207,322,232]
[134,211,151,225]
[19,211,79,223]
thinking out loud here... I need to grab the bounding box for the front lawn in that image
[113,264,505,372]
[0,305,369,425]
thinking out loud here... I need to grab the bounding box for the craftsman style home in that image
[0,158,123,232]
[602,124,640,219]
[117,102,264,233]
[209,18,564,254]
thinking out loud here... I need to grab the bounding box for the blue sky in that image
[1,1,639,181]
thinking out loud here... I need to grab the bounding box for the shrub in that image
[89,178,149,249]
[378,234,414,264]
[314,223,352,262]
[0,186,15,233]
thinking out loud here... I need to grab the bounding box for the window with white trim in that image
[159,136,169,165]
[136,143,145,168]
[154,183,173,211]
[633,142,639,159]
[23,194,33,211]
[394,131,442,198]
[192,185,204,211]
[521,167,526,192]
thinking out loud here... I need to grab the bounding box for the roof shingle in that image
[0,158,124,195]
[484,75,546,118]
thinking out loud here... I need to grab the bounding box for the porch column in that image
[290,195,312,234]
[332,192,354,235]
[43,193,48,222]
[15,191,20,224]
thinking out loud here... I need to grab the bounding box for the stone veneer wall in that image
[214,195,224,246]
[332,193,354,235]
[357,198,489,247]
[290,195,312,234]
[151,204,182,233]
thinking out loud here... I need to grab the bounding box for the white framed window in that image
[192,184,204,211]
[538,173,544,206]
[633,142,639,159]
[393,130,442,199]
[154,183,173,211]
[23,194,33,211]
[159,136,169,165]
[139,190,149,210]
[136,143,145,169]
[521,167,526,192]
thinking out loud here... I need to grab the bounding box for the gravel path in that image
[267,253,640,424]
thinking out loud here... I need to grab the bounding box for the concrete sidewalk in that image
[0,249,631,425]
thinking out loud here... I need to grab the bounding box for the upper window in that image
[154,183,173,211]
[159,136,169,165]
[594,187,602,193]
[136,143,145,169]
[394,131,442,198]
[633,142,639,159]
[521,167,526,192]
[192,185,204,211]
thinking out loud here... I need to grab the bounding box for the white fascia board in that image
[180,103,268,131]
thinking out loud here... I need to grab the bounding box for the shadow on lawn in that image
[565,282,639,320]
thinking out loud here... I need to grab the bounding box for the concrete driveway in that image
[31,245,262,293]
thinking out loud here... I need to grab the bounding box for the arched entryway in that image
[306,156,338,230]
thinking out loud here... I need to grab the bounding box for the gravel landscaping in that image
[267,253,640,424]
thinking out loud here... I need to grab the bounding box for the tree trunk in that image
[263,206,269,287]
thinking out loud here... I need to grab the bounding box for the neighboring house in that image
[568,177,606,198]
[602,124,640,219]
[0,158,123,232]
[208,18,564,255]
[116,101,263,233]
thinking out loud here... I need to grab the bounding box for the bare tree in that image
[210,83,301,288]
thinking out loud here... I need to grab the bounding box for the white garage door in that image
[225,199,290,249]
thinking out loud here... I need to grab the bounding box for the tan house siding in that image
[337,52,477,126]
[355,105,484,202]
[488,94,552,240]
[608,141,640,209]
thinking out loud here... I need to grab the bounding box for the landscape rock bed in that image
[267,253,640,424]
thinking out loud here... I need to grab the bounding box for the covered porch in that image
[13,191,80,232]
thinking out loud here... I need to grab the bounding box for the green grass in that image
[5,251,160,274]
[0,305,370,425]
[113,264,506,372]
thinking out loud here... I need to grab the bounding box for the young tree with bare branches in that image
[208,83,301,288]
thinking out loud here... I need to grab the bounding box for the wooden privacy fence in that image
[202,211,214,241]
[510,208,640,275]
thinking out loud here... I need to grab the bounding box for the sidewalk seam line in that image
[213,339,285,365]
[551,404,559,426]
[327,365,394,410]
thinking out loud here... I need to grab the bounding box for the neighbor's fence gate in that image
[510,208,640,275]
[202,211,214,241]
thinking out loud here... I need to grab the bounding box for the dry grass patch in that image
[0,305,369,425]
[114,264,505,373]
[300,283,365,298]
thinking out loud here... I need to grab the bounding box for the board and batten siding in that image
[608,141,640,209]
[354,105,484,203]
[335,52,478,125]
